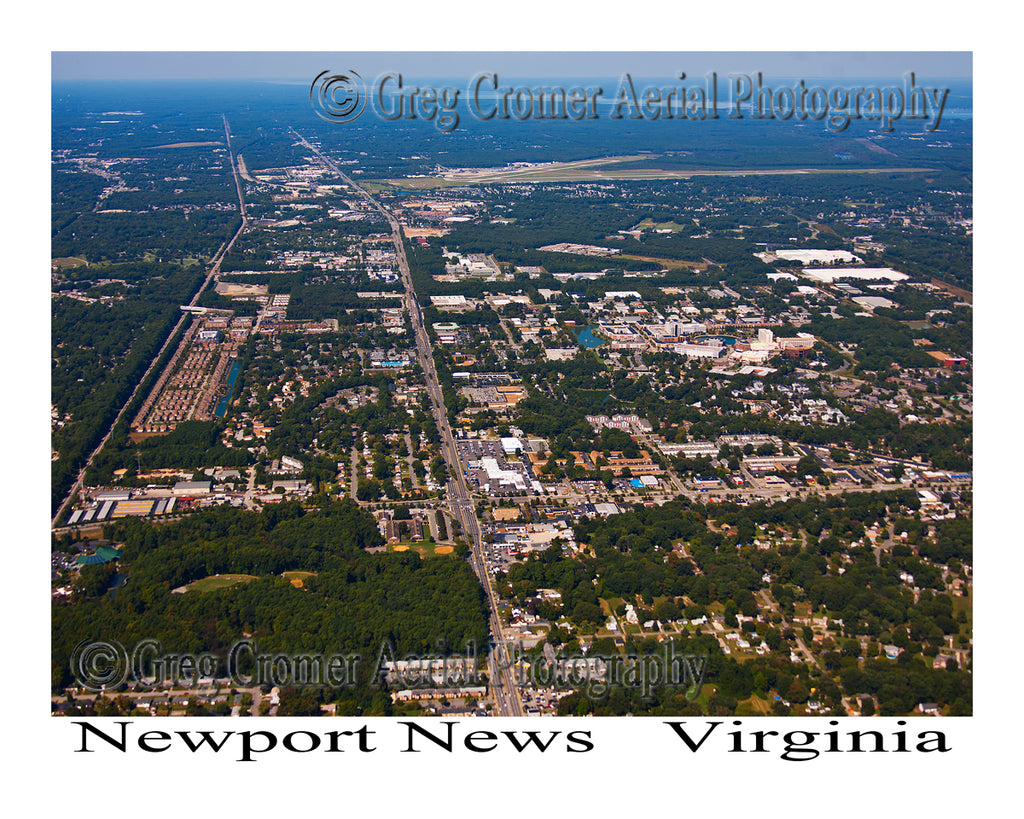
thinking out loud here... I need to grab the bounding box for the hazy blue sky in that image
[52,51,972,81]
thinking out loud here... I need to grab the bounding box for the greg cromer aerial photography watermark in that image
[69,637,707,701]
[310,69,950,133]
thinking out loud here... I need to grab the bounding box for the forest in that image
[52,500,490,708]
[52,286,199,513]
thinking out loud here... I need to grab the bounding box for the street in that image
[291,130,524,716]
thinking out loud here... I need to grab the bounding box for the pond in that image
[693,334,738,346]
[575,326,605,348]
[214,358,243,417]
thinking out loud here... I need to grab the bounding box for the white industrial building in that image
[477,457,529,492]
[765,248,862,265]
[430,295,470,309]
[173,480,213,495]
[671,341,724,358]
[801,267,909,284]
[500,437,524,455]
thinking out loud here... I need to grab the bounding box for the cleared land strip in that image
[930,277,973,304]
[386,164,937,189]
[444,154,649,176]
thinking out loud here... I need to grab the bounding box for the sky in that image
[51,51,972,82]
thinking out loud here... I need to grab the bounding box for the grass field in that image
[282,571,316,588]
[388,541,455,557]
[52,257,88,270]
[692,683,717,710]
[792,601,813,618]
[186,574,257,593]
[615,253,707,272]
[735,694,774,716]
[952,586,972,618]
[634,219,693,232]
[952,587,972,645]
[128,431,169,444]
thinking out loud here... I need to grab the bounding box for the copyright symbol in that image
[70,639,129,691]
[310,70,367,123]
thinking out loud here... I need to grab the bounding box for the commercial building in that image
[111,500,156,518]
[801,267,908,284]
[173,480,213,496]
[272,479,310,494]
[430,295,470,310]
[501,437,524,455]
[591,451,663,476]
[658,441,719,458]
[477,457,529,493]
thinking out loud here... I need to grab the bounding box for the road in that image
[52,115,249,529]
[292,130,524,716]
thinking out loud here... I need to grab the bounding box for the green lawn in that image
[388,540,453,557]
[52,256,88,270]
[692,683,717,711]
[282,571,316,588]
[951,586,972,617]
[186,574,257,593]
[601,597,624,616]
[635,219,692,232]
[952,587,973,643]
[735,694,773,716]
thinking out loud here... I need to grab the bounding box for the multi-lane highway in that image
[292,130,524,716]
